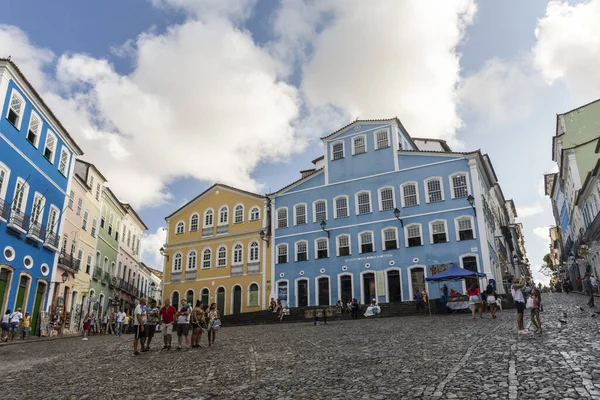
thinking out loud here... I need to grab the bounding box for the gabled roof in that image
[75,159,109,183]
[558,97,600,119]
[122,203,149,231]
[411,137,452,152]
[270,168,324,196]
[0,59,84,155]
[165,183,265,221]
[319,118,418,150]
[311,156,324,165]
[102,186,127,215]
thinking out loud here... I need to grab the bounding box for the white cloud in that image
[517,203,544,218]
[533,226,551,241]
[533,0,600,102]
[140,227,167,271]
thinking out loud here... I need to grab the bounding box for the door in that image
[297,279,308,307]
[201,289,209,308]
[387,270,402,302]
[216,287,225,316]
[340,275,352,304]
[232,286,242,314]
[363,273,375,304]
[15,275,29,310]
[0,269,10,313]
[31,282,46,337]
[463,257,478,290]
[411,268,425,296]
[318,277,330,306]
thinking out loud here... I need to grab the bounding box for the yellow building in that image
[163,184,269,315]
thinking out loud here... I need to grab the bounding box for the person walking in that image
[115,310,125,336]
[1,310,10,342]
[144,299,159,351]
[485,284,498,319]
[21,312,31,339]
[511,277,527,334]
[8,308,22,341]
[191,300,205,348]
[133,298,147,356]
[351,298,359,320]
[530,287,542,334]
[467,284,483,319]
[206,302,221,347]
[176,299,191,351]
[82,314,91,340]
[159,299,177,350]
[584,274,595,308]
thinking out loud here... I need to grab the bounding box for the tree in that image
[538,253,558,277]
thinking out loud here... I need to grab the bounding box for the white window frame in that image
[374,129,390,150]
[449,172,470,199]
[295,240,308,262]
[454,215,477,241]
[381,227,399,250]
[404,223,423,247]
[95,183,101,201]
[331,140,345,160]
[82,210,89,230]
[187,250,197,270]
[216,245,227,268]
[58,146,71,177]
[43,130,57,164]
[424,177,444,203]
[189,213,200,232]
[248,241,260,263]
[429,219,449,244]
[312,199,327,223]
[31,192,45,224]
[91,217,98,237]
[175,221,185,234]
[76,198,82,216]
[336,234,351,257]
[358,230,375,254]
[232,243,243,265]
[314,237,329,259]
[12,177,30,213]
[218,206,229,225]
[234,204,244,224]
[294,203,308,226]
[202,248,212,269]
[355,191,372,215]
[248,282,260,307]
[333,195,349,219]
[0,162,11,201]
[377,186,396,211]
[172,252,183,272]
[6,89,25,130]
[276,207,288,229]
[276,243,288,264]
[26,110,42,148]
[400,182,420,207]
[203,208,214,228]
[249,206,260,221]
[351,134,367,155]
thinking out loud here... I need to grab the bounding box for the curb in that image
[0,334,80,347]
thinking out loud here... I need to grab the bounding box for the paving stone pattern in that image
[2,293,600,399]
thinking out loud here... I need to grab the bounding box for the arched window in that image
[233,244,243,265]
[108,212,114,235]
[100,205,107,229]
[249,241,259,262]
[204,209,214,227]
[201,288,209,306]
[173,253,183,272]
[234,204,244,224]
[219,206,229,225]
[374,129,390,150]
[190,213,199,232]
[202,249,212,269]
[187,250,197,270]
[249,283,259,306]
[217,245,227,267]
[450,173,469,199]
[352,134,366,155]
[382,228,398,250]
[186,290,194,305]
[249,207,260,221]
[315,238,329,259]
[171,291,180,307]
[176,221,185,234]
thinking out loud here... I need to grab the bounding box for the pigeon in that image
[558,318,567,324]
[563,312,568,318]
[580,306,585,311]
[592,314,597,318]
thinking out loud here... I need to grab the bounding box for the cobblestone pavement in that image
[3,293,600,399]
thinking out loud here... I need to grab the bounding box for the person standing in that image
[351,298,359,320]
[530,288,542,334]
[133,298,147,356]
[485,284,498,319]
[583,274,595,308]
[1,310,10,342]
[176,299,191,351]
[144,300,159,351]
[82,314,91,341]
[511,277,527,334]
[21,312,31,339]
[191,300,205,348]
[467,284,483,319]
[115,310,125,336]
[159,299,177,350]
[8,308,23,341]
[206,302,220,347]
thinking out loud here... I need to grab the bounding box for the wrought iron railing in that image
[44,231,60,251]
[27,219,46,242]
[7,209,29,233]
[93,268,103,281]
[102,272,110,284]
[0,198,9,221]
[58,253,81,273]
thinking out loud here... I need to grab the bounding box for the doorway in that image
[0,269,11,314]
[318,277,330,306]
[463,257,479,290]
[15,275,30,310]
[297,279,308,307]
[339,275,352,304]
[31,281,46,337]
[216,287,225,316]
[363,272,375,303]
[201,289,209,308]
[387,270,402,302]
[410,267,425,295]
[232,285,242,314]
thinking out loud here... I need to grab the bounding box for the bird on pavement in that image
[580,306,585,311]
[558,319,567,324]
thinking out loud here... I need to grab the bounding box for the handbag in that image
[211,320,221,331]
[526,297,534,309]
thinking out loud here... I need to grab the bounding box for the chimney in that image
[300,169,316,179]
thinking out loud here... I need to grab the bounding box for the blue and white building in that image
[270,118,517,307]
[0,59,83,330]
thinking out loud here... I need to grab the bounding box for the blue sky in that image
[2,0,599,283]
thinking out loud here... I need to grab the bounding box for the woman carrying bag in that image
[206,303,221,347]
[467,283,483,319]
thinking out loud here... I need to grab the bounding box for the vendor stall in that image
[426,263,487,315]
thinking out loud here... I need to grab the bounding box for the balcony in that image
[102,271,110,285]
[110,276,118,288]
[247,261,260,274]
[7,210,28,234]
[216,225,228,235]
[93,267,102,281]
[58,253,81,274]
[0,198,10,221]
[43,231,60,252]
[171,272,182,282]
[27,219,46,243]
[231,264,243,276]
[202,227,213,237]
[186,270,196,280]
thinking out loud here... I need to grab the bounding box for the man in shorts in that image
[176,299,191,351]
[143,300,160,351]
[133,298,147,355]
[159,299,177,350]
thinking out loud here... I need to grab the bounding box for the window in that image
[383,228,398,250]
[43,131,57,163]
[402,183,418,207]
[233,244,243,264]
[430,220,447,244]
[89,175,95,190]
[296,241,308,261]
[457,217,474,240]
[132,235,137,251]
[249,283,259,307]
[187,250,197,270]
[0,164,10,200]
[26,112,42,147]
[176,222,184,234]
[234,205,244,223]
[250,207,260,221]
[337,235,351,256]
[277,208,288,229]
[219,206,228,225]
[58,147,70,176]
[353,135,366,155]
[108,213,114,236]
[249,241,259,262]
[82,211,89,230]
[76,198,82,216]
[277,244,288,264]
[12,178,29,213]
[359,232,374,253]
[335,196,349,218]
[451,174,469,199]
[6,91,24,128]
[91,217,98,237]
[95,183,101,201]
[121,226,126,243]
[332,141,344,160]
[115,220,120,241]
[379,187,395,211]
[67,191,74,209]
[204,209,214,227]
[375,130,390,150]
[86,254,92,274]
[100,206,106,229]
[127,231,131,246]
[426,178,443,203]
[316,238,329,259]
[217,246,227,267]
[356,191,372,215]
[295,204,307,225]
[406,224,422,247]
[190,214,199,232]
[313,200,327,222]
[31,193,44,223]
[173,253,182,272]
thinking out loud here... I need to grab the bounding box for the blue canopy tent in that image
[425,263,487,316]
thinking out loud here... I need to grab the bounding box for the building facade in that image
[163,184,269,316]
[0,59,83,334]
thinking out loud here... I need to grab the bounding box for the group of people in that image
[465,283,499,320]
[0,308,31,342]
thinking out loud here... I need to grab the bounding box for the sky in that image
[2,0,599,285]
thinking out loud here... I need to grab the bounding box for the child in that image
[531,288,542,334]
[82,315,91,341]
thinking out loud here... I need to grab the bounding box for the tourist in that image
[364,299,381,318]
[274,299,282,314]
[1,310,11,342]
[122,313,129,335]
[511,277,527,334]
[345,300,352,316]
[160,299,177,350]
[414,290,425,313]
[21,312,31,339]
[144,300,160,351]
[466,284,482,319]
[485,284,498,319]
[191,300,205,348]
[89,313,96,335]
[82,314,91,341]
[176,299,191,351]
[279,304,290,322]
[530,288,542,334]
[583,274,595,308]
[269,298,276,312]
[115,310,125,336]
[351,298,359,320]
[101,314,108,335]
[133,298,147,356]
[206,303,221,347]
[8,308,22,341]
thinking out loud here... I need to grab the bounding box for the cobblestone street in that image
[3,293,600,399]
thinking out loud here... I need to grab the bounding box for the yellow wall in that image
[163,185,269,315]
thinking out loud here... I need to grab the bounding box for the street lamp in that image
[320,220,330,238]
[393,208,404,228]
[159,246,169,261]
[259,230,270,247]
[467,195,477,216]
